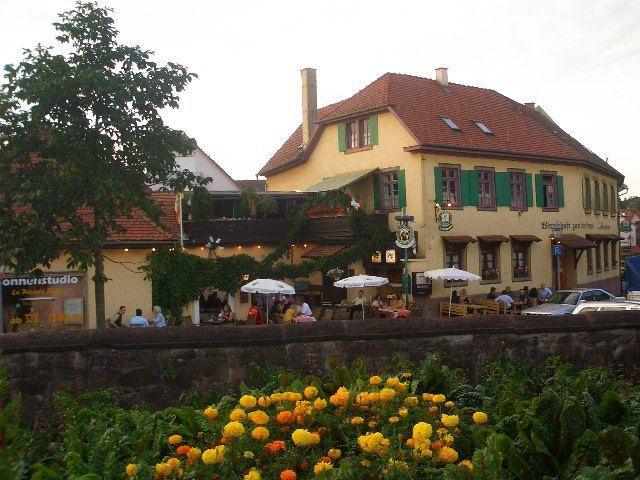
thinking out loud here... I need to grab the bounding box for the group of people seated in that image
[450,282,553,310]
[347,291,406,319]
[269,295,315,323]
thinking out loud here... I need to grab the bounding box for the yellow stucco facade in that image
[265,111,622,299]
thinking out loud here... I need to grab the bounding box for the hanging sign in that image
[437,211,453,231]
[395,224,416,249]
[620,220,632,233]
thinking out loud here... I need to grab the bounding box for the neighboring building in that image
[0,192,180,332]
[258,68,625,298]
[166,145,241,194]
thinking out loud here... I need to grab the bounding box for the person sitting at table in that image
[538,283,553,301]
[519,286,531,307]
[390,294,405,310]
[451,290,461,304]
[296,296,313,317]
[347,290,367,319]
[372,294,384,308]
[283,301,297,324]
[495,292,514,310]
[529,286,539,306]
[459,288,471,304]
[501,286,513,297]
[218,304,235,324]
[486,287,498,300]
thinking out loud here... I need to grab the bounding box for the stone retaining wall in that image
[1,312,639,416]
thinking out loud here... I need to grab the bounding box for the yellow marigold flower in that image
[369,375,383,386]
[313,398,328,410]
[243,450,254,459]
[398,407,408,418]
[441,414,459,428]
[291,428,320,447]
[166,458,180,469]
[328,448,342,460]
[125,464,138,477]
[304,386,319,399]
[444,434,454,446]
[458,459,474,471]
[329,387,350,407]
[389,416,399,423]
[168,434,183,445]
[258,396,271,407]
[313,462,333,475]
[379,388,396,402]
[204,406,218,420]
[357,432,390,455]
[413,422,433,440]
[445,401,455,409]
[223,421,245,438]
[270,393,282,403]
[432,394,446,404]
[186,447,201,460]
[350,416,364,425]
[247,410,269,425]
[240,395,258,409]
[473,411,488,424]
[386,376,400,388]
[244,468,261,480]
[428,405,438,414]
[230,408,247,421]
[422,393,434,402]
[252,426,270,441]
[202,448,219,465]
[437,446,459,463]
[356,392,370,405]
[405,396,419,407]
[394,382,408,394]
[401,372,412,379]
[155,463,173,476]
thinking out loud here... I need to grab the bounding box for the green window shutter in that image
[468,170,478,206]
[369,115,378,146]
[495,172,510,207]
[233,199,242,218]
[373,172,381,210]
[434,167,443,204]
[525,173,534,207]
[460,170,471,206]
[338,123,346,152]
[397,169,407,208]
[535,174,544,207]
[557,175,565,208]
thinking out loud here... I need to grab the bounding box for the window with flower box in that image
[512,242,530,280]
[480,243,500,282]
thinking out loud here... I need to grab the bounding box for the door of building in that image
[322,271,347,304]
[562,248,577,289]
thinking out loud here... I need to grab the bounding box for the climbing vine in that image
[144,192,393,318]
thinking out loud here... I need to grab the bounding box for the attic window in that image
[440,116,460,131]
[473,121,492,135]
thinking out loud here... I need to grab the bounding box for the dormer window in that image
[473,120,492,135]
[345,118,371,149]
[440,116,460,131]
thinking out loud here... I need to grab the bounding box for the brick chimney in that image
[435,67,448,86]
[301,68,317,145]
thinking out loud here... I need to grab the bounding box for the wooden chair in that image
[439,302,468,317]
[476,300,501,315]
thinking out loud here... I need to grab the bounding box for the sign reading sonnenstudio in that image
[2,273,85,332]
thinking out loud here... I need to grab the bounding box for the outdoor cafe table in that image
[466,304,487,315]
[378,307,411,318]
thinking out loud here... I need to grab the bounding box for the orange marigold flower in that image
[280,470,297,480]
[320,456,332,464]
[277,410,295,425]
[176,445,191,456]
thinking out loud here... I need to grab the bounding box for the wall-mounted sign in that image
[395,224,416,249]
[437,211,453,231]
[540,221,612,231]
[621,220,632,233]
[371,251,382,263]
[385,249,397,263]
[411,272,432,297]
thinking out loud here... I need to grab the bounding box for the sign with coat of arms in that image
[437,211,453,231]
[395,224,416,249]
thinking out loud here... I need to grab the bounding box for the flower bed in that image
[123,375,482,480]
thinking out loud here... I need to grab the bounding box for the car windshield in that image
[546,291,581,305]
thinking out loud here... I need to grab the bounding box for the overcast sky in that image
[2,0,639,196]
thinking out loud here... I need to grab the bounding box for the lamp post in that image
[395,208,415,306]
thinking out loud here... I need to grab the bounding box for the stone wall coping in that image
[1,312,638,355]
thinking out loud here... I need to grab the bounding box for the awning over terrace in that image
[304,169,377,193]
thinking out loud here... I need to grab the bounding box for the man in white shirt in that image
[348,290,367,319]
[538,283,553,301]
[129,308,148,327]
[495,294,513,309]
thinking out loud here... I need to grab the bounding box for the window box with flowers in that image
[482,268,500,280]
[514,265,529,279]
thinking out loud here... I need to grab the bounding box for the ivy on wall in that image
[144,192,393,318]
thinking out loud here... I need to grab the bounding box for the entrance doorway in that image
[552,247,578,290]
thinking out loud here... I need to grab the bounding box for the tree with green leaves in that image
[0,2,203,328]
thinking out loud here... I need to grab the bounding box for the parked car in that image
[572,301,640,314]
[522,288,621,315]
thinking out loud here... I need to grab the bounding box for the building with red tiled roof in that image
[260,68,624,301]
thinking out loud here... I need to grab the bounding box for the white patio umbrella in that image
[241,279,295,323]
[333,275,389,319]
[424,268,481,316]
